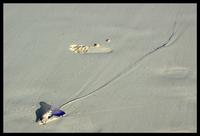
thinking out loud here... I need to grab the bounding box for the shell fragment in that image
[69,44,112,54]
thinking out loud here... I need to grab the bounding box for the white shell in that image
[69,44,112,54]
[38,114,67,125]
[38,116,60,125]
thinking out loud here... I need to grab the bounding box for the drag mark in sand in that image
[59,19,181,110]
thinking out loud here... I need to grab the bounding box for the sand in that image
[3,4,196,132]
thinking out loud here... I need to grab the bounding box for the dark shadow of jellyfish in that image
[35,101,51,122]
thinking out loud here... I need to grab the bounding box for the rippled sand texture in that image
[4,4,196,132]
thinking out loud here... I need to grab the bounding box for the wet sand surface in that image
[4,4,196,132]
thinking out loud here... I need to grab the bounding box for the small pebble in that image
[105,38,111,43]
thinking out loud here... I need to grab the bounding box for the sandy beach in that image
[4,4,196,132]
